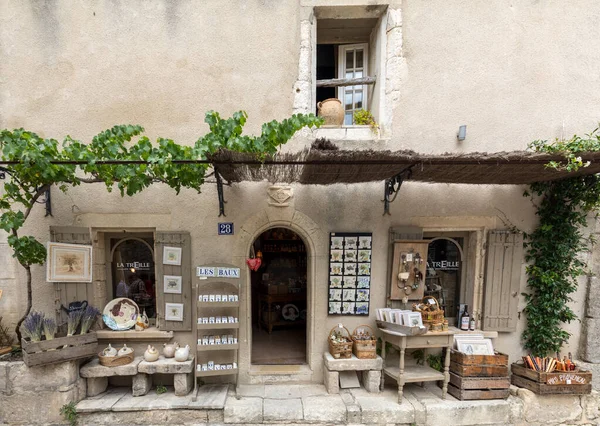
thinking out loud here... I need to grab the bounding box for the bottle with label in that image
[460,305,470,331]
[469,316,475,331]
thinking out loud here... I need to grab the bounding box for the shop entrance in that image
[250,227,307,365]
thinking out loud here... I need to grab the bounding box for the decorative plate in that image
[102,297,140,331]
[282,304,299,321]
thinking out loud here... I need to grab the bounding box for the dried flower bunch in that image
[67,310,84,336]
[43,317,57,340]
[80,305,100,335]
[22,311,44,342]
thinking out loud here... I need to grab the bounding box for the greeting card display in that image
[328,232,372,316]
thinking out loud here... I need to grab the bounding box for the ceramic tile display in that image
[328,232,372,316]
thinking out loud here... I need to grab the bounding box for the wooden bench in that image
[323,352,382,394]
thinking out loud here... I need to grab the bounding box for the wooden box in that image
[21,332,98,367]
[448,373,510,400]
[450,350,509,377]
[511,363,592,395]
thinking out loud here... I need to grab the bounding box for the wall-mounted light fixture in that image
[457,125,467,141]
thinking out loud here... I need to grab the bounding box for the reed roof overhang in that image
[209,148,600,185]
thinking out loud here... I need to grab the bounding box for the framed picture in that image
[46,242,93,282]
[165,303,184,321]
[457,339,494,356]
[402,312,424,327]
[163,246,182,265]
[163,275,182,294]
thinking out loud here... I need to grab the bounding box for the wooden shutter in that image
[50,226,93,325]
[155,231,192,331]
[482,231,523,332]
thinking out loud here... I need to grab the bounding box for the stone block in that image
[263,384,327,399]
[346,403,361,424]
[79,409,209,425]
[323,352,383,371]
[583,390,599,420]
[86,376,108,397]
[362,369,381,393]
[138,356,194,374]
[386,7,402,31]
[80,357,142,377]
[0,362,7,393]
[423,397,512,426]
[263,397,303,422]
[174,373,192,396]
[356,392,414,424]
[587,276,600,318]
[582,317,600,363]
[324,370,339,394]
[224,395,263,424]
[516,387,582,424]
[8,360,79,392]
[0,386,79,424]
[132,373,152,397]
[302,395,346,423]
[577,360,600,391]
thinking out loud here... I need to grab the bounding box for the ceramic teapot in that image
[102,343,117,357]
[135,314,145,331]
[174,344,190,362]
[117,344,133,357]
[163,342,179,358]
[144,345,159,362]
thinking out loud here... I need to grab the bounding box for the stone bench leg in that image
[362,370,381,393]
[132,373,152,397]
[324,370,339,394]
[86,377,108,397]
[174,372,193,396]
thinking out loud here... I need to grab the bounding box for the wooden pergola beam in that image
[316,76,376,88]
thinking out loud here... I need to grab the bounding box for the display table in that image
[138,356,195,396]
[258,292,306,333]
[379,328,455,403]
[323,352,382,394]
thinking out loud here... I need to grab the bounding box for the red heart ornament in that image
[246,258,262,271]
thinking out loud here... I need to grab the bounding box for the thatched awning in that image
[209,147,600,185]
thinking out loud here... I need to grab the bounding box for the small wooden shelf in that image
[384,364,445,383]
[197,344,239,351]
[196,368,238,377]
[196,323,240,330]
[197,301,239,307]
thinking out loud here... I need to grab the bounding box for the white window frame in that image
[337,43,369,126]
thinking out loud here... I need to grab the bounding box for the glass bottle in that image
[460,305,470,331]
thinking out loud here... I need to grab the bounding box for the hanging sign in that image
[218,223,234,235]
[196,266,240,278]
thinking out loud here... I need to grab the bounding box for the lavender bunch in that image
[43,317,57,340]
[79,305,100,334]
[67,309,84,336]
[22,311,44,342]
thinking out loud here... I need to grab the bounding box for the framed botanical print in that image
[165,302,184,321]
[163,275,182,294]
[46,242,93,282]
[163,246,182,266]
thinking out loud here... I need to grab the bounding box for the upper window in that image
[338,44,368,125]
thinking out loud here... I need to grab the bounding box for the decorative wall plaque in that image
[267,185,293,207]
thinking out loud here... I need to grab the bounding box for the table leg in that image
[380,336,386,391]
[442,347,450,400]
[398,347,405,404]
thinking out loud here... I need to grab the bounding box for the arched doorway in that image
[425,237,464,325]
[250,227,307,365]
[110,237,156,320]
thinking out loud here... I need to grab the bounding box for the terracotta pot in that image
[317,98,344,126]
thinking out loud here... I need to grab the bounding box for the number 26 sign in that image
[218,223,234,235]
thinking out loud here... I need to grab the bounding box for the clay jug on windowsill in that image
[317,98,344,127]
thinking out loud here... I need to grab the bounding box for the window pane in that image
[345,92,353,110]
[355,91,363,109]
[356,50,363,68]
[346,50,354,70]
[345,112,353,125]
[355,70,363,79]
[345,71,354,80]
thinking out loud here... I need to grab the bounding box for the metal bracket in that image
[44,187,52,217]
[382,167,413,215]
[216,171,227,217]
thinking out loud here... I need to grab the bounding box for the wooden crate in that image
[451,350,509,366]
[511,363,592,395]
[450,361,508,377]
[21,332,98,367]
[448,384,510,401]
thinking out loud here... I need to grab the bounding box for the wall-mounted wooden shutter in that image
[482,231,523,332]
[50,226,93,325]
[155,231,192,331]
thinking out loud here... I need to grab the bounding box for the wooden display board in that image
[390,240,429,300]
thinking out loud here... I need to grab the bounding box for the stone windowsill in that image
[96,327,173,341]
[313,127,390,149]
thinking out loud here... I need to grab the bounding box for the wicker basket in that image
[352,325,377,359]
[98,350,135,367]
[328,325,352,359]
[413,296,445,328]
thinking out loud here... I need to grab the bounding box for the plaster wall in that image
[1,0,599,381]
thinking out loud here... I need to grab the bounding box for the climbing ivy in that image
[0,111,322,340]
[522,126,600,356]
